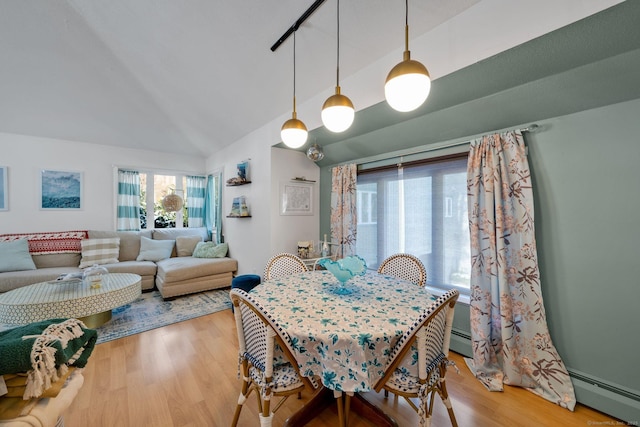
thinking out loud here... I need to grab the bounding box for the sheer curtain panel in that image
[117,170,141,231]
[466,130,576,410]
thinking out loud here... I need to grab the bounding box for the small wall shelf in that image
[226,180,251,187]
[226,215,252,218]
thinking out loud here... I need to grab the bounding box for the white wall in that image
[0,132,205,234]
[270,147,320,254]
[206,125,319,276]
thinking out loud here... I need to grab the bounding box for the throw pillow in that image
[136,236,175,262]
[193,242,228,258]
[79,238,120,268]
[176,235,203,257]
[0,239,37,273]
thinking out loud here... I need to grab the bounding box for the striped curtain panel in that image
[204,173,223,243]
[186,176,207,228]
[116,170,141,231]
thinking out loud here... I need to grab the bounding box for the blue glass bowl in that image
[318,256,367,294]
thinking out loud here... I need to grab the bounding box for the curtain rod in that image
[333,124,540,169]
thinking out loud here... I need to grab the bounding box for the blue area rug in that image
[95,288,231,344]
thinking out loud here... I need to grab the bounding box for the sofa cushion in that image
[79,238,120,268]
[193,242,228,258]
[32,253,81,269]
[0,240,37,273]
[88,230,152,262]
[0,267,82,293]
[156,257,237,283]
[176,235,202,257]
[152,227,209,242]
[136,237,174,262]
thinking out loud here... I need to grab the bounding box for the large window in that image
[356,154,470,294]
[139,172,187,229]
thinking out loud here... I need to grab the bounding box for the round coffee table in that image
[0,273,141,328]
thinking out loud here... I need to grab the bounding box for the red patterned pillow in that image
[0,231,88,254]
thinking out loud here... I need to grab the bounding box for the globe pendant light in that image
[385,0,431,112]
[281,30,308,148]
[321,0,354,133]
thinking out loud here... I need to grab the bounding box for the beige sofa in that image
[0,228,237,299]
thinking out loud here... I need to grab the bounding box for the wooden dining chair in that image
[373,289,459,427]
[377,253,427,287]
[263,252,308,280]
[230,288,317,427]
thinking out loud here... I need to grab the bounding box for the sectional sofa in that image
[0,228,237,299]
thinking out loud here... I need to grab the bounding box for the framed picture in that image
[40,169,83,210]
[0,166,7,211]
[280,182,313,216]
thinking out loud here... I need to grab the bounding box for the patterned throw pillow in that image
[79,238,120,268]
[192,242,228,258]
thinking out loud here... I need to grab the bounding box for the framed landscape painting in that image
[40,169,82,210]
[0,166,7,211]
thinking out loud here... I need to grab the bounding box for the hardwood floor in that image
[65,308,620,426]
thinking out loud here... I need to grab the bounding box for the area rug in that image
[95,289,231,344]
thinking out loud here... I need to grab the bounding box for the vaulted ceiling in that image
[0,1,631,158]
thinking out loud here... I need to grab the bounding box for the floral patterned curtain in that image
[330,164,357,258]
[466,131,576,410]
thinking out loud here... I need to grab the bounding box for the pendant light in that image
[281,30,308,148]
[385,0,431,112]
[321,0,354,133]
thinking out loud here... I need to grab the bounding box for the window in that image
[356,154,470,294]
[139,173,187,229]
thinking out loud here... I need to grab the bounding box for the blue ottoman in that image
[230,274,261,312]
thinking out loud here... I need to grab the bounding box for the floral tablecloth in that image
[249,270,435,393]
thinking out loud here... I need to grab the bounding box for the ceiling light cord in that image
[336,0,340,88]
[293,30,297,114]
[404,0,409,54]
[320,0,354,133]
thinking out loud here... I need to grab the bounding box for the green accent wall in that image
[316,2,640,421]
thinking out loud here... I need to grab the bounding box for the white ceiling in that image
[0,0,621,157]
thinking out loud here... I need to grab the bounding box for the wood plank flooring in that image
[64,308,621,426]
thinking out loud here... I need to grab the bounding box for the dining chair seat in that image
[374,289,459,427]
[382,352,445,394]
[248,362,307,392]
[230,288,317,427]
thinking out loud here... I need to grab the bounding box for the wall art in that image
[40,169,83,210]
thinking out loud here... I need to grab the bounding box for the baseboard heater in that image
[447,329,640,423]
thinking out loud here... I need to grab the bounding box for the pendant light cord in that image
[404,0,409,53]
[293,30,297,113]
[336,0,340,87]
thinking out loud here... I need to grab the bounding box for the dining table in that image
[248,269,436,426]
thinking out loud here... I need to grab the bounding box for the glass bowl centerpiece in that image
[318,255,367,295]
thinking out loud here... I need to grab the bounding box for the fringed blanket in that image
[0,318,97,399]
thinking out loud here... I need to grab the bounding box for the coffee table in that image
[0,273,141,328]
